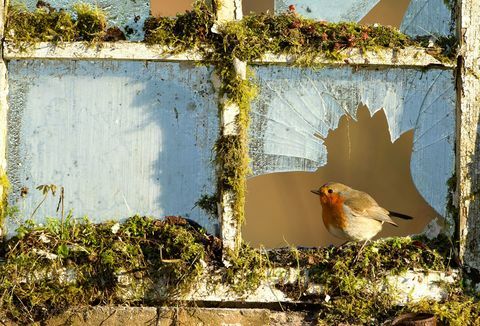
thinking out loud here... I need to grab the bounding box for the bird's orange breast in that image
[320,193,348,230]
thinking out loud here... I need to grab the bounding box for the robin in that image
[311,182,412,248]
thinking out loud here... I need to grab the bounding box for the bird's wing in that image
[343,191,398,226]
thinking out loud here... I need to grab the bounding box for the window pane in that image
[7,60,219,235]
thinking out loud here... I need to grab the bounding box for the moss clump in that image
[195,194,218,219]
[0,170,10,235]
[143,1,216,53]
[143,7,417,63]
[270,237,447,282]
[6,4,77,48]
[72,3,107,41]
[6,3,121,48]
[215,134,248,229]
[219,13,412,63]
[408,291,480,326]
[223,243,266,294]
[0,215,215,324]
[268,237,451,324]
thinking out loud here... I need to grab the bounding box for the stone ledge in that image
[1,306,316,326]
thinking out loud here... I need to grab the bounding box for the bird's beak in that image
[311,189,321,195]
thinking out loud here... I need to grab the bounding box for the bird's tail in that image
[388,211,414,220]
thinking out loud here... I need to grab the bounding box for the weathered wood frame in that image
[456,0,480,272]
[0,0,8,238]
[0,1,477,271]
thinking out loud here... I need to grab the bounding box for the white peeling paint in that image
[220,191,239,255]
[4,42,453,69]
[222,104,240,135]
[257,47,454,68]
[6,60,219,235]
[385,270,458,304]
[4,42,205,62]
[182,268,458,304]
[216,0,242,22]
[12,0,150,40]
[400,0,453,37]
[275,0,380,22]
[249,66,455,218]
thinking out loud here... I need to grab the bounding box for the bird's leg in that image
[353,239,369,263]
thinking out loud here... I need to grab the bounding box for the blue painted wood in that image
[7,60,219,234]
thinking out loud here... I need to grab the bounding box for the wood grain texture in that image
[457,0,480,269]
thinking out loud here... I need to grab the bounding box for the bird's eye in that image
[328,189,333,193]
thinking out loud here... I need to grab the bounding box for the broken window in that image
[245,64,455,247]
[2,0,479,324]
[245,106,447,247]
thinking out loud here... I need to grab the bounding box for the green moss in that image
[72,3,107,42]
[0,169,10,234]
[195,194,218,219]
[408,292,480,326]
[223,243,266,294]
[0,217,470,324]
[6,4,77,48]
[270,237,447,282]
[268,237,453,324]
[219,14,413,63]
[143,1,216,53]
[0,215,209,324]
[6,3,114,48]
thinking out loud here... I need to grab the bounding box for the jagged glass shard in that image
[275,0,380,22]
[400,0,453,37]
[250,66,455,217]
